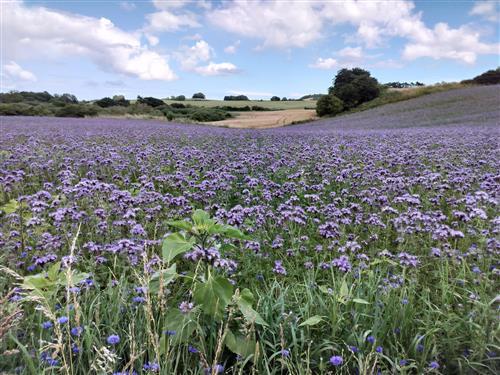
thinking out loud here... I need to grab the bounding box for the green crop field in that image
[163,99,317,110]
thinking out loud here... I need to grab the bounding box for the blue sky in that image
[2,0,499,100]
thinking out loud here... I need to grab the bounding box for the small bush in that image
[316,95,344,117]
[190,108,230,122]
[170,103,186,109]
[55,104,98,118]
[192,92,206,99]
[137,96,165,107]
[224,95,249,101]
[270,96,280,101]
[95,97,115,108]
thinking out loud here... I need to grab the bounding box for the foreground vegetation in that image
[0,91,498,373]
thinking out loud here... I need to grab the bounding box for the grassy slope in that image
[347,83,468,114]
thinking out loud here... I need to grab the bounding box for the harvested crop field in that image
[208,108,317,128]
[0,85,499,374]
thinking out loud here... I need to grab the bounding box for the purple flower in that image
[375,346,383,353]
[41,321,53,329]
[179,301,194,314]
[188,345,199,354]
[70,326,83,337]
[57,316,69,324]
[107,334,120,345]
[429,361,440,369]
[329,355,343,366]
[273,260,287,275]
[366,335,375,344]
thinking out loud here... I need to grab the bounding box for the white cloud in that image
[145,10,199,33]
[470,1,499,22]
[152,0,191,10]
[177,40,213,70]
[176,40,239,76]
[309,58,338,70]
[402,23,500,64]
[224,40,240,54]
[3,61,37,81]
[3,1,177,81]
[208,0,499,64]
[338,46,363,59]
[119,2,136,11]
[208,0,323,48]
[194,62,239,76]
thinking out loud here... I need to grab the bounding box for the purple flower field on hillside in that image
[0,86,499,374]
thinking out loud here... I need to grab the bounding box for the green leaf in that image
[47,262,61,282]
[222,225,249,240]
[352,298,370,305]
[235,288,268,326]
[1,199,19,215]
[23,275,53,290]
[163,309,197,345]
[192,209,214,227]
[225,330,256,359]
[149,264,177,294]
[162,233,195,263]
[165,220,193,231]
[193,275,233,321]
[337,279,350,304]
[299,315,324,327]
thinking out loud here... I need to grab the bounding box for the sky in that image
[1,0,499,100]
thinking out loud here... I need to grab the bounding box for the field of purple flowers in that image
[0,86,499,374]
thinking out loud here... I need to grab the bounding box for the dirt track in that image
[207,109,317,129]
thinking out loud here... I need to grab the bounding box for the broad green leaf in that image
[299,315,324,327]
[163,308,196,345]
[47,262,61,282]
[162,233,195,263]
[225,330,256,359]
[222,226,249,240]
[1,199,18,215]
[193,276,233,321]
[192,209,214,227]
[23,275,53,290]
[165,220,193,231]
[66,272,91,287]
[149,264,177,294]
[235,288,268,326]
[352,298,370,305]
[337,279,350,304]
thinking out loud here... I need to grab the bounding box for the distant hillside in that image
[301,84,500,130]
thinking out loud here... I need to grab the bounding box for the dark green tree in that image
[330,68,380,109]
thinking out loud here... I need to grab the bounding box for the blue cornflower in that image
[399,359,408,366]
[281,349,290,357]
[417,343,424,352]
[57,316,68,324]
[349,345,359,353]
[366,335,375,344]
[329,355,343,366]
[188,345,199,354]
[41,321,53,329]
[376,346,383,353]
[429,361,439,369]
[163,330,176,336]
[107,334,120,345]
[143,362,159,372]
[71,326,83,337]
